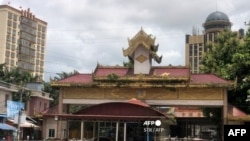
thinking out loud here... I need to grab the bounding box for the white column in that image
[116,121,119,141]
[123,122,127,141]
[81,121,84,140]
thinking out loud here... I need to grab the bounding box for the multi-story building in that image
[185,11,232,73]
[0,5,47,80]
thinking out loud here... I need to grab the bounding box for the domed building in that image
[203,11,232,33]
[185,11,233,73]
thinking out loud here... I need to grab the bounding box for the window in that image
[5,50,10,57]
[194,44,198,56]
[7,20,12,27]
[8,12,12,19]
[48,129,55,138]
[13,14,18,21]
[189,45,193,56]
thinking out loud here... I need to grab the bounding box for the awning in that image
[0,123,16,131]
[8,119,39,128]
[20,121,39,128]
[44,99,176,124]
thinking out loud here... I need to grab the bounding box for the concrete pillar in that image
[42,118,46,139]
[81,121,84,140]
[116,121,119,141]
[222,89,228,141]
[123,122,127,141]
[56,88,64,138]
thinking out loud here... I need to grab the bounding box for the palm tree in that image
[53,70,79,80]
[0,64,39,102]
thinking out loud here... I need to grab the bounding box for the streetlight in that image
[245,21,250,26]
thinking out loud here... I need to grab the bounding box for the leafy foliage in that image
[107,73,119,81]
[201,28,250,113]
[42,81,59,107]
[123,57,134,68]
[0,65,39,102]
[44,70,80,107]
[53,70,79,81]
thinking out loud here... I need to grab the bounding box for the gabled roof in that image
[227,104,250,122]
[123,29,156,56]
[51,74,93,86]
[122,29,162,63]
[190,74,231,86]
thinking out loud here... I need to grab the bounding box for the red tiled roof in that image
[52,66,231,87]
[127,98,150,107]
[58,74,92,83]
[228,104,247,117]
[95,67,130,76]
[190,74,229,84]
[41,105,58,115]
[94,66,190,77]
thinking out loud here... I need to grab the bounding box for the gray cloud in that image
[4,0,250,81]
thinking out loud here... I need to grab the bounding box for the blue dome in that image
[205,11,230,22]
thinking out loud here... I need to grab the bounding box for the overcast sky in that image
[2,0,250,81]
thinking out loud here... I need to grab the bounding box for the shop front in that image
[44,99,174,141]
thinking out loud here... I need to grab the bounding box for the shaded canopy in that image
[0,123,16,131]
[44,99,175,124]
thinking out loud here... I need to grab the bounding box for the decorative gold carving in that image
[161,72,170,77]
[136,90,146,99]
[62,87,223,101]
[136,54,147,63]
[104,88,136,99]
[64,88,105,99]
[123,29,156,56]
[179,88,223,100]
[145,88,178,99]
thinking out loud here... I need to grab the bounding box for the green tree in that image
[44,70,80,107]
[201,28,250,113]
[0,65,39,102]
[42,81,59,107]
[123,57,134,67]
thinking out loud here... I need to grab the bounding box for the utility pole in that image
[17,88,23,141]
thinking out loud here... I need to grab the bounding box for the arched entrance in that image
[45,99,175,141]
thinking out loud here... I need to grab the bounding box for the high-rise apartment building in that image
[185,11,232,73]
[0,5,47,80]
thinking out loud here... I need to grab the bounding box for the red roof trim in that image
[52,66,232,87]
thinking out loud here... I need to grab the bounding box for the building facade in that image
[0,81,18,114]
[185,11,232,73]
[0,5,47,80]
[46,29,233,141]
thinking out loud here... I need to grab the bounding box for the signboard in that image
[7,100,24,118]
[14,113,26,124]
